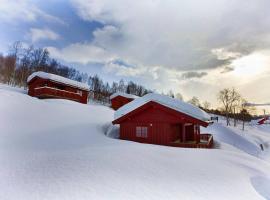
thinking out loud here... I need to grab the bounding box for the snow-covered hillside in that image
[1,84,270,200]
[202,116,270,160]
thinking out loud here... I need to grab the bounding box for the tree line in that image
[185,89,255,130]
[0,42,257,127]
[0,42,151,103]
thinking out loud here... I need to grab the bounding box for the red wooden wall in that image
[28,77,89,104]
[117,103,199,145]
[111,96,134,110]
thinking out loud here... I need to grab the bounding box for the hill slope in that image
[1,84,270,200]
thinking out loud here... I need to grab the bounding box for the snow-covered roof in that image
[110,92,138,100]
[114,93,211,122]
[27,71,90,91]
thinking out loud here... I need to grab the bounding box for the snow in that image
[202,115,270,161]
[202,122,261,156]
[27,71,90,91]
[114,93,211,122]
[109,92,138,100]
[2,84,270,200]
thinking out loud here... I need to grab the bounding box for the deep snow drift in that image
[1,84,270,200]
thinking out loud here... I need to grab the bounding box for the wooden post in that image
[234,107,237,127]
[182,123,186,142]
[197,125,200,143]
[193,125,197,143]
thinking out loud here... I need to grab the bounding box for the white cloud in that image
[103,61,146,77]
[46,25,122,64]
[48,39,270,107]
[71,0,270,71]
[47,42,116,64]
[49,0,270,107]
[211,48,242,60]
[0,0,66,24]
[29,28,60,42]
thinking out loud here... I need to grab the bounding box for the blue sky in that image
[0,1,102,48]
[1,0,270,109]
[0,1,101,63]
[0,0,123,84]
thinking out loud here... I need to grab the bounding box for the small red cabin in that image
[110,92,138,110]
[112,93,213,148]
[258,116,269,125]
[27,71,90,104]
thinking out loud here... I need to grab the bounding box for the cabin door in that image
[171,124,181,142]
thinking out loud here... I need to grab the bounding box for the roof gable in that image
[27,71,90,91]
[110,92,138,100]
[113,101,209,126]
[114,93,210,124]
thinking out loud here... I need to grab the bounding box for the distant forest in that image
[0,42,152,103]
[0,42,256,124]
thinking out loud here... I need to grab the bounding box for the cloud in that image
[71,0,270,71]
[0,0,66,24]
[220,66,234,74]
[47,42,116,64]
[182,72,208,79]
[103,60,146,77]
[92,25,123,47]
[211,48,242,60]
[110,59,134,68]
[29,28,60,42]
[46,1,270,107]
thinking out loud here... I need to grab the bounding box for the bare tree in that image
[14,46,34,87]
[168,90,175,98]
[0,54,4,82]
[0,41,154,104]
[203,101,211,110]
[218,88,241,126]
[175,93,184,101]
[111,82,118,93]
[118,79,126,93]
[188,96,200,107]
[9,41,22,60]
[2,55,16,84]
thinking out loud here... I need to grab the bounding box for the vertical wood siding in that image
[28,77,89,104]
[111,96,134,110]
[117,102,213,148]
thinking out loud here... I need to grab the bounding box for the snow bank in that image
[115,93,210,122]
[202,123,261,156]
[1,84,270,200]
[109,92,138,100]
[27,71,90,91]
[203,115,270,160]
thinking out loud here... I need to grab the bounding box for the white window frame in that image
[136,126,148,138]
[77,90,83,96]
[136,127,142,137]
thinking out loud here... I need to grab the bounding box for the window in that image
[136,127,141,137]
[136,126,148,138]
[77,90,82,96]
[56,85,65,90]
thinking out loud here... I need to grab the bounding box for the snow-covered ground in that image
[1,84,270,200]
[202,116,270,160]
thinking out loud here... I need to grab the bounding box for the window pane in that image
[136,126,148,138]
[142,127,148,138]
[136,127,141,137]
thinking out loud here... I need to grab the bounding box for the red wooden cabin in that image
[258,116,269,125]
[27,71,90,104]
[112,93,213,148]
[110,92,138,110]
